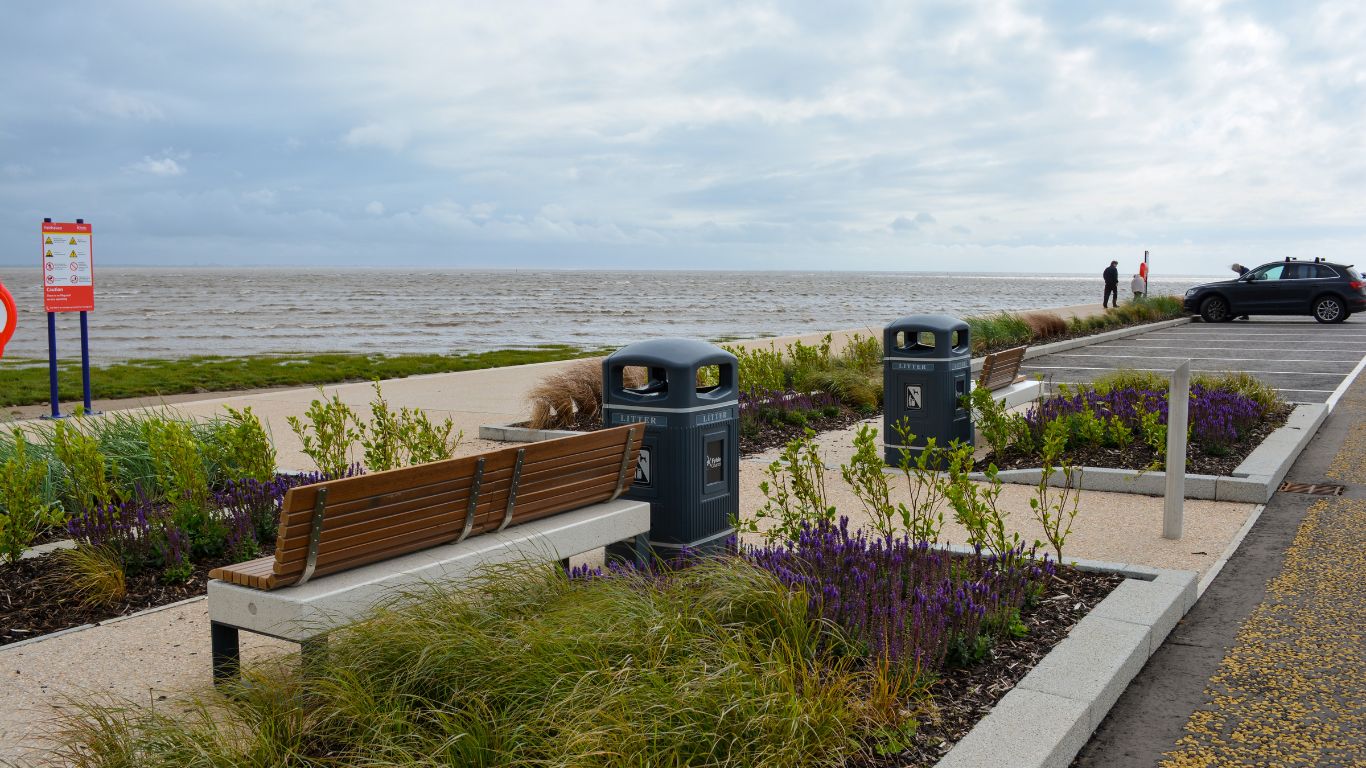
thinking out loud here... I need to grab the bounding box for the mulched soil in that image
[738,405,875,456]
[985,403,1291,476]
[0,553,235,646]
[853,565,1125,767]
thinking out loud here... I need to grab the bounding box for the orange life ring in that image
[0,280,16,358]
[1138,262,1149,279]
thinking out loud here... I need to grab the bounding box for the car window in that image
[1282,264,1310,279]
[1313,264,1338,279]
[1249,265,1284,281]
[1348,267,1363,281]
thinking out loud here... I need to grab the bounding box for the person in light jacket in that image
[1130,273,1146,300]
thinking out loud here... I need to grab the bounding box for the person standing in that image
[1130,273,1146,300]
[1102,260,1120,308]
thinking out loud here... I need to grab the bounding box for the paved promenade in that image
[1076,358,1366,766]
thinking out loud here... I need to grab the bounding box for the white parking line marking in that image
[1045,353,1361,364]
[1024,365,1341,376]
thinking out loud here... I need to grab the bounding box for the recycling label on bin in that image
[634,447,652,487]
[905,384,923,410]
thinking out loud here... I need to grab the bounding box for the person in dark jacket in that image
[1102,260,1120,308]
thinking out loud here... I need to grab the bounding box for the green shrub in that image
[208,406,277,482]
[287,389,363,476]
[51,420,119,515]
[722,342,787,392]
[1092,368,1170,394]
[0,431,62,563]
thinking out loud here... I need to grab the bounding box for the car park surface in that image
[1021,317,1366,404]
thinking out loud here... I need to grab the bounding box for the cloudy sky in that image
[2,0,1364,274]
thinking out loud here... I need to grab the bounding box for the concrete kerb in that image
[936,553,1197,768]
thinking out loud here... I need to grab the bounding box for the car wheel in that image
[1200,296,1230,323]
[1313,295,1346,324]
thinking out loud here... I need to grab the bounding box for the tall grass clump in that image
[59,559,868,767]
[966,312,1033,354]
[525,358,645,430]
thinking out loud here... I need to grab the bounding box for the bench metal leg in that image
[631,534,650,567]
[211,621,240,687]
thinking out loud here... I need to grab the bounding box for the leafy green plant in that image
[287,388,363,476]
[1030,420,1083,561]
[1138,408,1167,455]
[840,424,899,539]
[1104,415,1133,450]
[943,451,1020,562]
[889,420,949,544]
[52,419,118,514]
[360,381,462,470]
[966,385,1021,456]
[208,406,277,482]
[721,342,787,392]
[0,431,62,563]
[144,419,220,555]
[785,334,833,389]
[741,428,836,543]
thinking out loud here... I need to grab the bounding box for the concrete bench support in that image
[208,498,651,684]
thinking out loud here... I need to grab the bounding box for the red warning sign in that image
[41,220,94,312]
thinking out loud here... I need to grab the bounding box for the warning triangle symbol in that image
[45,237,53,244]
[69,250,77,257]
[45,250,52,257]
[69,237,77,244]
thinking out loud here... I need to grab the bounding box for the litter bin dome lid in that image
[605,337,736,368]
[885,314,969,332]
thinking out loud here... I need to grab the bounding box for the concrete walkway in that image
[1075,356,1366,766]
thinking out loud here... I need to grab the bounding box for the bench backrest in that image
[214,424,643,591]
[976,346,1027,391]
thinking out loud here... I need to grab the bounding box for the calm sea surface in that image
[0,268,1210,362]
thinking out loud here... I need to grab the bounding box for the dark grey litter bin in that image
[603,338,738,557]
[883,314,973,465]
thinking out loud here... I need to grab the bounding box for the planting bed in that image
[986,404,1290,476]
[0,552,233,645]
[866,565,1122,767]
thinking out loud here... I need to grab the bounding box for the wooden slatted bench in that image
[976,345,1028,391]
[207,424,647,684]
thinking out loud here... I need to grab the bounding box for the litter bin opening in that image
[620,365,669,397]
[950,329,968,352]
[893,330,937,352]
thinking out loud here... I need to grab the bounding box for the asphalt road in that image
[1022,317,1366,404]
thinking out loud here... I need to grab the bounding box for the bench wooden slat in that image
[271,441,631,545]
[270,467,629,573]
[270,446,630,558]
[977,346,1027,391]
[270,476,626,585]
[238,425,642,590]
[278,427,636,512]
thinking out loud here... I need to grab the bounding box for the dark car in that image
[1183,258,1366,324]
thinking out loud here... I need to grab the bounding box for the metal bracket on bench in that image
[296,486,328,587]
[458,457,485,543]
[610,426,637,501]
[498,448,525,532]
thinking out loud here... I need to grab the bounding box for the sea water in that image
[0,268,1208,362]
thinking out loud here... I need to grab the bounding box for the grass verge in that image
[0,345,602,409]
